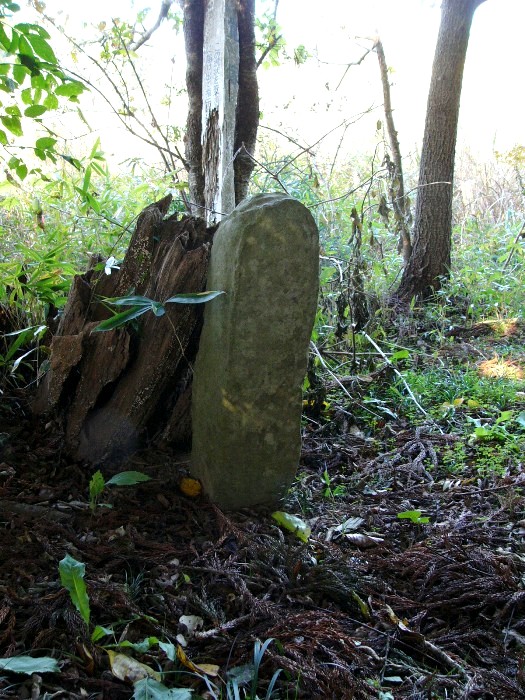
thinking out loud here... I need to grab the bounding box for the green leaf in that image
[397,510,430,524]
[35,136,56,150]
[107,295,156,308]
[1,114,22,136]
[17,32,34,58]
[92,305,150,332]
[12,62,28,85]
[59,554,90,625]
[158,641,176,662]
[91,624,114,642]
[516,411,525,428]
[133,678,193,699]
[15,161,27,179]
[27,34,57,63]
[164,291,224,304]
[43,91,58,109]
[60,153,81,169]
[89,469,106,502]
[106,471,151,487]
[0,129,7,145]
[24,103,46,117]
[271,511,311,542]
[0,655,60,675]
[390,349,410,362]
[0,24,11,51]
[55,81,85,98]
[496,410,513,424]
[119,636,159,653]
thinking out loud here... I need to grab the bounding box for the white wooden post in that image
[202,0,239,224]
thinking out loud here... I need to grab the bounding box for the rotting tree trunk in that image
[394,0,487,301]
[33,196,215,463]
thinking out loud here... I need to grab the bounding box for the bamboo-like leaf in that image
[59,554,90,625]
[106,471,151,487]
[164,291,224,304]
[92,306,149,332]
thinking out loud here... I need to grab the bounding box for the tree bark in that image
[234,0,259,205]
[183,0,206,216]
[394,0,487,301]
[33,196,215,463]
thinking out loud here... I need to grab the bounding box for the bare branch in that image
[131,0,174,51]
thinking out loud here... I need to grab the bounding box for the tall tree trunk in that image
[234,0,259,205]
[183,0,206,217]
[395,0,486,301]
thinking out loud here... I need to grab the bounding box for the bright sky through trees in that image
[31,0,525,163]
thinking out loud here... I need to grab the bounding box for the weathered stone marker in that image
[191,192,319,509]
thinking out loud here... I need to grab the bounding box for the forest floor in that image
[1,318,525,699]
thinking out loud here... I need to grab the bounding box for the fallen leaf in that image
[106,650,161,683]
[176,644,220,677]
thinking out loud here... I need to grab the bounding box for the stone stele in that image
[191,192,319,509]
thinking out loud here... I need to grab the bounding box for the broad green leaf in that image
[14,23,50,38]
[55,81,85,98]
[106,471,151,487]
[59,554,90,625]
[0,24,10,51]
[165,291,224,304]
[27,34,57,63]
[0,655,60,675]
[5,104,21,116]
[133,678,193,700]
[15,162,27,179]
[516,411,525,428]
[496,410,513,424]
[43,91,58,109]
[12,63,28,85]
[92,306,149,332]
[397,510,429,524]
[271,511,311,542]
[17,33,34,58]
[1,114,23,136]
[390,349,410,362]
[24,104,46,117]
[0,129,7,144]
[35,136,56,150]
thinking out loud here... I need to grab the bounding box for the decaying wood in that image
[34,195,215,463]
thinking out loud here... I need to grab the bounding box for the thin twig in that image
[360,331,437,426]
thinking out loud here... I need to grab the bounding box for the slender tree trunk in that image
[395,0,487,301]
[374,37,412,265]
[183,0,205,216]
[234,0,259,205]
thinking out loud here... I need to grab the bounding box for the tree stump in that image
[33,195,215,463]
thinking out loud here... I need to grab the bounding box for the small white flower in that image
[104,256,120,275]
